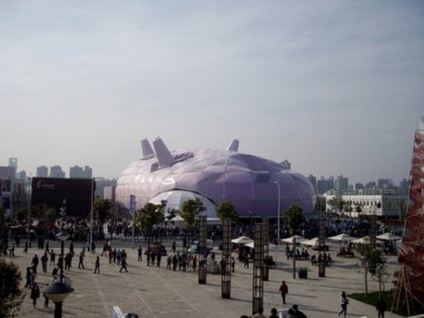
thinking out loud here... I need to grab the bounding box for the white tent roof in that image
[351,236,370,244]
[231,236,254,244]
[328,233,355,242]
[376,232,402,241]
[281,235,307,244]
[301,237,320,247]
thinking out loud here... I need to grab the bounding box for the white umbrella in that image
[231,236,254,244]
[328,233,355,242]
[281,235,307,244]
[376,233,402,241]
[351,236,370,244]
[244,242,278,249]
[301,237,320,247]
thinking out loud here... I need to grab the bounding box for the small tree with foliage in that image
[355,244,387,295]
[15,207,28,223]
[216,200,239,225]
[283,204,305,234]
[135,201,166,243]
[179,199,206,232]
[93,199,113,224]
[0,259,24,317]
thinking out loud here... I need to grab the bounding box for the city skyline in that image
[1,1,423,184]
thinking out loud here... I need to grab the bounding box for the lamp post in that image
[43,230,74,318]
[274,182,281,245]
[27,177,31,236]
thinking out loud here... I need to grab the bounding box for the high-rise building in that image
[70,165,93,179]
[70,165,84,178]
[49,165,65,178]
[334,175,349,193]
[37,166,48,178]
[83,166,93,178]
[8,157,17,168]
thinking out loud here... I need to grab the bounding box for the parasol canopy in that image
[301,237,320,247]
[351,236,370,244]
[328,233,355,242]
[281,235,307,244]
[231,236,254,244]
[376,232,402,241]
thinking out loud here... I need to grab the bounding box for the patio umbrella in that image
[376,232,402,241]
[328,233,355,242]
[351,236,370,244]
[231,236,253,244]
[301,237,320,247]
[281,235,307,244]
[244,242,278,249]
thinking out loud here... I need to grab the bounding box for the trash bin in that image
[298,267,308,279]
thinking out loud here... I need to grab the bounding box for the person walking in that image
[93,256,100,274]
[279,280,289,305]
[338,291,349,318]
[30,283,40,308]
[78,252,85,269]
[120,257,128,272]
[376,297,387,318]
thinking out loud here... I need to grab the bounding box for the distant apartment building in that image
[49,165,65,178]
[334,175,349,193]
[8,157,17,168]
[308,175,317,195]
[317,177,334,195]
[69,165,93,179]
[37,166,49,177]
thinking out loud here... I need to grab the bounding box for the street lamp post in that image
[27,177,31,237]
[43,230,74,318]
[274,182,281,245]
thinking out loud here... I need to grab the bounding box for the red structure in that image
[398,129,424,306]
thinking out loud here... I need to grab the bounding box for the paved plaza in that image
[4,239,403,318]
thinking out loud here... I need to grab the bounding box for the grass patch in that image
[349,291,424,317]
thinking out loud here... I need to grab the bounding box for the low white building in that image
[324,188,408,218]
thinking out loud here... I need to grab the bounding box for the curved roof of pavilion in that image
[115,137,314,218]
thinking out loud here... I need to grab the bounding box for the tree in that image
[44,207,57,221]
[93,199,113,224]
[0,259,24,317]
[15,207,28,223]
[355,244,387,295]
[327,197,340,213]
[135,201,166,238]
[32,203,49,219]
[283,205,305,233]
[179,199,206,232]
[216,200,239,225]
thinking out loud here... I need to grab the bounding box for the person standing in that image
[93,256,100,274]
[339,291,349,318]
[269,308,279,318]
[137,246,142,262]
[279,280,289,305]
[376,297,387,318]
[252,307,266,318]
[30,283,40,308]
[78,252,85,269]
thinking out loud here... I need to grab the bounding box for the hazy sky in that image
[1,1,423,184]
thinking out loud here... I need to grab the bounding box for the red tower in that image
[397,126,424,307]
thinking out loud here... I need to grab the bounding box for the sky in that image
[1,1,423,185]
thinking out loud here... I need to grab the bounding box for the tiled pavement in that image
[3,239,403,318]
